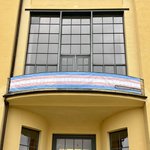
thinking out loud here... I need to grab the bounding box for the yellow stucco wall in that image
[0,0,150,150]
[0,0,20,142]
[3,107,147,150]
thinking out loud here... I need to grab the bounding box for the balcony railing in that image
[9,72,144,96]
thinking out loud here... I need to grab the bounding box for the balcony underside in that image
[7,92,145,126]
[7,72,145,126]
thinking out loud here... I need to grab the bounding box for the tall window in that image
[109,129,129,150]
[25,11,126,75]
[19,127,39,150]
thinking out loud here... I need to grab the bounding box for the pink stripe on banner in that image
[11,75,139,84]
[11,78,141,90]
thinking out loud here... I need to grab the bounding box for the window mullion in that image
[57,11,62,72]
[90,11,93,72]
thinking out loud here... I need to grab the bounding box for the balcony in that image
[9,72,144,96]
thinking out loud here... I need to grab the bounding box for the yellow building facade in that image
[0,0,150,150]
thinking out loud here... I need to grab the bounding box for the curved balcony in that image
[9,72,144,96]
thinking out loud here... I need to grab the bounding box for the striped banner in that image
[9,72,144,95]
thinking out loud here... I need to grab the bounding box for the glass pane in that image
[103,34,113,43]
[103,17,113,23]
[50,34,59,43]
[81,45,90,54]
[36,54,47,64]
[93,54,103,64]
[25,66,35,74]
[104,54,115,64]
[72,19,80,24]
[38,44,48,53]
[115,54,125,64]
[105,66,115,74]
[77,66,83,72]
[49,44,58,53]
[68,58,73,65]
[75,139,82,150]
[114,34,124,43]
[62,35,71,44]
[81,26,90,34]
[83,139,92,150]
[84,58,89,65]
[77,57,83,65]
[93,66,103,72]
[111,133,120,149]
[62,19,71,24]
[115,44,125,53]
[62,57,68,65]
[93,25,102,33]
[48,54,57,64]
[103,24,113,33]
[81,35,90,44]
[121,137,128,148]
[27,54,36,64]
[81,19,90,24]
[93,17,102,23]
[117,66,126,75]
[31,17,40,24]
[62,26,71,34]
[29,34,38,43]
[103,44,114,53]
[28,44,37,53]
[114,17,123,23]
[19,145,28,150]
[66,139,73,149]
[93,34,102,43]
[51,17,60,24]
[83,66,89,72]
[72,26,80,34]
[61,45,71,54]
[36,66,46,73]
[48,66,57,72]
[40,17,50,24]
[71,45,80,54]
[61,66,67,71]
[122,148,129,150]
[50,25,59,33]
[68,66,74,71]
[20,134,29,145]
[38,34,49,43]
[71,35,80,44]
[30,25,39,33]
[39,25,49,33]
[93,44,103,53]
[114,24,123,33]
[56,139,65,150]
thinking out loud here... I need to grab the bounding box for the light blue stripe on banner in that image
[11,72,141,81]
[9,84,142,95]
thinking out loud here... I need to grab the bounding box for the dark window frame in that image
[19,127,40,150]
[52,134,96,150]
[109,129,129,150]
[24,10,127,75]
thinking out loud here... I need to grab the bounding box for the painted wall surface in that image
[101,108,147,150]
[133,0,150,149]
[0,0,20,142]
[3,107,49,150]
[3,107,147,150]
